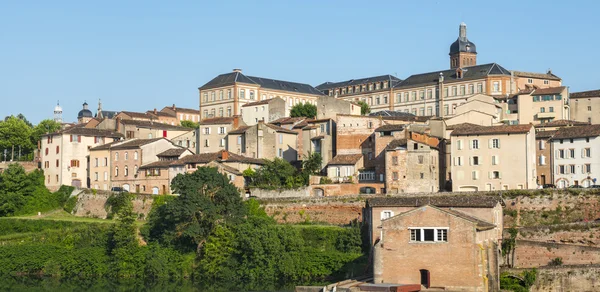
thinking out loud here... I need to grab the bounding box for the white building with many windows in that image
[550,124,600,188]
[450,123,536,191]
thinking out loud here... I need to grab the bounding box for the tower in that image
[97,99,104,119]
[53,101,63,123]
[449,22,477,69]
[77,101,93,124]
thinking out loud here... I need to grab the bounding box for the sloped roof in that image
[120,119,188,130]
[120,111,156,119]
[241,99,272,107]
[383,205,495,231]
[89,140,124,151]
[534,119,589,128]
[228,126,251,134]
[511,70,561,81]
[270,117,306,125]
[315,75,402,91]
[535,130,557,139]
[110,138,165,150]
[374,124,405,132]
[530,86,566,96]
[369,110,416,118]
[328,154,363,165]
[265,123,297,135]
[139,160,174,169]
[198,71,324,96]
[570,89,600,99]
[386,139,408,150]
[170,151,264,166]
[367,195,503,208]
[450,123,532,136]
[157,148,188,157]
[551,124,600,140]
[395,63,511,89]
[60,127,123,138]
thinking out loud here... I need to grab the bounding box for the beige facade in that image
[517,86,569,125]
[170,130,196,153]
[316,75,400,113]
[450,124,536,191]
[385,139,439,194]
[227,121,298,162]
[198,69,323,122]
[160,104,201,124]
[40,127,123,191]
[301,119,335,170]
[198,116,244,154]
[570,90,600,124]
[241,97,287,126]
[95,118,189,140]
[512,70,562,92]
[535,130,555,186]
[316,94,364,119]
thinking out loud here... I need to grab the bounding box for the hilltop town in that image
[3,23,600,292]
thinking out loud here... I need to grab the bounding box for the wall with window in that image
[570,96,600,125]
[517,87,569,125]
[551,135,600,188]
[385,140,439,194]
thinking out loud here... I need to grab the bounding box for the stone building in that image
[77,102,94,124]
[301,118,335,170]
[198,69,324,120]
[197,116,244,154]
[159,104,201,124]
[450,123,536,191]
[516,86,570,125]
[550,124,600,188]
[315,76,399,114]
[137,148,192,194]
[170,129,197,153]
[316,95,361,119]
[511,70,562,92]
[40,126,123,190]
[241,97,286,126]
[569,89,600,124]
[384,137,439,194]
[96,117,189,140]
[365,196,504,290]
[227,121,298,162]
[535,130,556,186]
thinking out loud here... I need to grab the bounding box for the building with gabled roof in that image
[241,97,287,126]
[549,124,600,188]
[226,121,298,162]
[159,104,201,124]
[570,89,600,125]
[198,69,324,123]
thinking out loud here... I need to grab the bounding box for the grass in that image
[2,209,147,226]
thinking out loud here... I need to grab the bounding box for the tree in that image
[180,120,198,129]
[32,119,62,147]
[0,116,34,160]
[356,101,370,116]
[251,158,304,189]
[144,167,247,252]
[301,152,323,175]
[290,103,317,119]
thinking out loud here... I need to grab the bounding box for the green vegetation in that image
[0,115,61,161]
[248,153,322,190]
[356,100,370,115]
[290,102,317,119]
[502,227,518,267]
[500,269,537,292]
[549,257,563,266]
[180,120,198,129]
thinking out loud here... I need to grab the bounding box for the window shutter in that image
[554,150,559,159]
[488,171,493,179]
[77,135,81,142]
[488,139,493,149]
[582,149,585,158]
[496,155,500,165]
[457,140,462,150]
[497,139,501,148]
[498,172,502,179]
[555,166,559,174]
[70,135,73,142]
[469,157,473,166]
[453,157,458,166]
[469,140,473,149]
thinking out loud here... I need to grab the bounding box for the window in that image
[540,107,545,113]
[558,165,565,174]
[410,228,447,242]
[240,89,245,99]
[543,80,549,85]
[471,139,479,149]
[124,152,128,160]
[557,149,565,159]
[460,85,465,95]
[204,139,209,147]
[204,127,211,135]
[237,136,242,145]
[588,106,592,111]
[381,211,394,220]
[227,107,232,117]
[115,167,119,177]
[569,165,575,174]
[444,87,448,97]
[477,83,483,93]
[392,156,398,165]
[56,146,60,154]
[490,138,500,149]
[104,172,108,181]
[468,84,474,94]
[549,107,554,112]
[472,170,479,180]
[45,148,49,155]
[457,139,463,150]
[527,78,533,84]
[569,149,575,158]
[227,90,232,99]
[491,155,499,165]
[278,134,283,144]
[220,138,226,147]
[134,151,138,160]
[492,81,500,92]
[427,107,432,116]
[491,171,501,179]
[454,156,463,166]
[584,148,591,158]
[539,155,546,166]
[585,164,591,173]
[219,108,223,117]
[418,155,424,164]
[104,157,108,166]
[427,89,432,99]
[218,127,226,134]
[124,166,129,177]
[396,93,401,103]
[278,148,283,157]
[419,91,424,100]
[451,86,457,96]
[472,156,479,165]
[94,158,99,167]
[420,173,424,179]
[249,90,255,100]
[70,160,80,167]
[539,140,545,150]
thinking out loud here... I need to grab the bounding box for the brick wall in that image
[73,190,154,219]
[260,196,366,225]
[504,266,600,292]
[513,240,600,268]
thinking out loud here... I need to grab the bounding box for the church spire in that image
[459,22,467,39]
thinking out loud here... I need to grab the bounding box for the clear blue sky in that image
[1,0,597,124]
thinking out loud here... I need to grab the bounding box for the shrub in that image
[320,177,333,184]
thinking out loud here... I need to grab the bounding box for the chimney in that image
[153,108,157,115]
[233,68,242,73]
[233,115,240,129]
[116,117,122,133]
[221,150,229,160]
[172,104,176,110]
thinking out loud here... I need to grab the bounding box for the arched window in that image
[115,166,119,177]
[115,152,119,161]
[124,152,128,160]
[124,166,129,176]
[134,151,138,160]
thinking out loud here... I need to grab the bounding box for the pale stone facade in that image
[227,121,298,162]
[517,86,569,125]
[301,118,335,170]
[160,104,201,124]
[198,116,243,154]
[451,124,536,191]
[550,125,600,188]
[241,97,286,126]
[570,90,600,125]
[385,139,439,194]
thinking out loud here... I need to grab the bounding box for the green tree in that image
[356,101,370,115]
[0,116,34,160]
[144,167,247,252]
[32,119,62,146]
[290,103,317,119]
[180,120,198,129]
[301,152,322,175]
[251,158,304,189]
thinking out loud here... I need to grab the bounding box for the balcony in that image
[331,176,354,184]
[536,112,556,119]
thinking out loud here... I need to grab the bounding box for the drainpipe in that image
[525,130,530,189]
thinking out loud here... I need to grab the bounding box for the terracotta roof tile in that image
[328,154,363,165]
[229,126,251,134]
[530,86,566,96]
[60,127,123,138]
[110,138,165,150]
[551,124,600,140]
[265,123,297,134]
[451,124,532,136]
[570,89,600,98]
[139,160,174,169]
[534,119,589,128]
[535,130,557,139]
[241,99,272,107]
[374,124,405,132]
[386,139,408,150]
[157,148,188,157]
[367,195,503,208]
[119,119,188,130]
[170,151,264,166]
[199,117,236,125]
[511,70,561,81]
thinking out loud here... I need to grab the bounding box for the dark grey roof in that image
[450,22,477,55]
[198,71,324,96]
[78,109,93,118]
[394,63,511,89]
[369,110,416,118]
[367,195,503,208]
[96,110,118,119]
[315,75,401,91]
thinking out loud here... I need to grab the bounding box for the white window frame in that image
[381,210,394,220]
[409,227,448,243]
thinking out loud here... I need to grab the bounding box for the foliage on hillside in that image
[247,153,322,190]
[290,102,317,119]
[0,115,61,161]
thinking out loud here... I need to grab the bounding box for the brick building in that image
[384,137,439,194]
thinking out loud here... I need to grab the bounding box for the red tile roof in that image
[570,90,600,99]
[451,123,533,136]
[530,86,566,96]
[199,117,236,125]
[551,124,600,140]
[328,154,363,165]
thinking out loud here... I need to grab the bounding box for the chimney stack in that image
[116,117,122,133]
[154,108,157,114]
[221,150,229,160]
[233,115,240,129]
[172,104,176,110]
[233,68,242,73]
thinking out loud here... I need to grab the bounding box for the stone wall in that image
[514,240,600,268]
[260,196,366,225]
[504,266,600,292]
[249,187,311,198]
[72,190,154,219]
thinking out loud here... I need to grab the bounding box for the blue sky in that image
[1,0,597,124]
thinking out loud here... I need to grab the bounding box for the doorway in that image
[541,175,546,185]
[420,269,430,288]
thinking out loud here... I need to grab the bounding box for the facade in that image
[511,70,562,92]
[198,69,324,121]
[227,121,298,162]
[301,118,335,170]
[535,130,556,186]
[326,154,364,183]
[96,118,189,140]
[160,104,202,123]
[170,129,196,153]
[517,86,569,125]
[198,116,243,154]
[241,97,287,126]
[570,89,600,124]
[316,95,361,119]
[450,123,536,191]
[550,124,600,188]
[137,148,192,194]
[40,126,123,190]
[316,75,401,113]
[384,137,439,194]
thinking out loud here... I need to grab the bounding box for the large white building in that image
[550,124,600,188]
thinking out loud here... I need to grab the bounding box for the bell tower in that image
[449,22,477,69]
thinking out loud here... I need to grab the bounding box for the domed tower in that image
[53,101,63,123]
[77,101,93,124]
[449,22,477,69]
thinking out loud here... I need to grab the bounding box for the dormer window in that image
[456,68,463,79]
